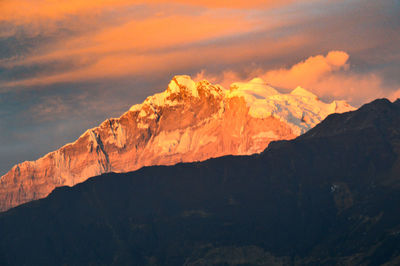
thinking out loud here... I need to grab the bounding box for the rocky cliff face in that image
[0,75,354,211]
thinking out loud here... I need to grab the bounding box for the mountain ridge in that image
[0,75,354,211]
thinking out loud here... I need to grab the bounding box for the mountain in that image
[0,75,354,211]
[0,98,399,265]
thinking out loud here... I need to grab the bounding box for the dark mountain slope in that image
[0,98,400,266]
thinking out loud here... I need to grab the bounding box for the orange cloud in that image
[0,0,127,22]
[2,34,308,89]
[257,51,388,104]
[0,2,309,90]
[196,51,392,106]
[197,51,351,89]
[389,89,400,102]
[0,0,294,23]
[259,51,350,88]
[4,1,295,69]
[2,1,396,107]
[50,13,257,57]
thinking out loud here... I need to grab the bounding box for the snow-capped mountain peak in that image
[0,75,355,211]
[130,75,223,113]
[167,75,198,97]
[291,86,319,99]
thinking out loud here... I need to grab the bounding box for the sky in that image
[0,0,399,175]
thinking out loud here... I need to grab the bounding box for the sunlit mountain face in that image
[0,75,354,211]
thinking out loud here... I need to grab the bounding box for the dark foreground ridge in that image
[0,98,400,265]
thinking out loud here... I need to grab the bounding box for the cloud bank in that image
[0,0,399,175]
[1,0,398,105]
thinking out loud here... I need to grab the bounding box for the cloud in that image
[260,51,350,89]
[2,0,398,97]
[196,51,394,106]
[29,97,70,122]
[0,0,294,24]
[0,6,308,90]
[258,51,390,105]
[389,89,400,102]
[3,12,256,66]
[1,34,308,89]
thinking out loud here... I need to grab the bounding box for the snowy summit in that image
[0,75,354,211]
